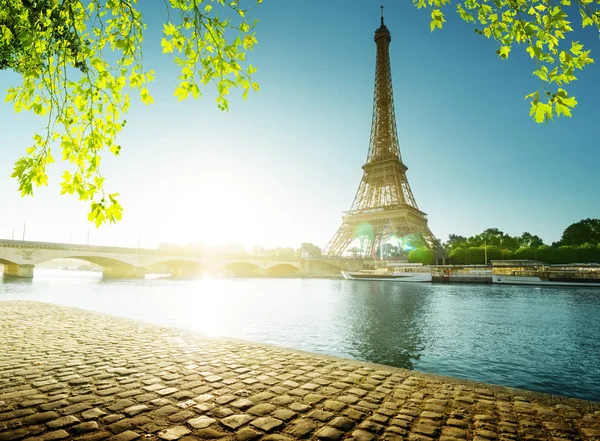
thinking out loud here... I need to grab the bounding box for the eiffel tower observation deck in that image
[325,8,440,257]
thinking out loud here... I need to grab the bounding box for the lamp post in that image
[484,242,488,265]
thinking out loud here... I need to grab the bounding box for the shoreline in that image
[1,301,598,441]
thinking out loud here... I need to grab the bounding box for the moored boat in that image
[491,260,600,287]
[342,263,432,282]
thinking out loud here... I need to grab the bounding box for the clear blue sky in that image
[1,1,599,249]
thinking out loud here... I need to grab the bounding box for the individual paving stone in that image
[108,399,136,412]
[337,395,360,405]
[231,398,255,410]
[447,418,468,428]
[315,426,344,440]
[329,416,355,431]
[0,428,31,441]
[359,420,386,433]
[272,408,297,421]
[323,400,347,411]
[304,393,325,404]
[72,421,99,435]
[222,414,253,430]
[187,415,216,429]
[0,408,35,421]
[151,405,179,417]
[344,408,366,421]
[194,428,230,439]
[19,398,46,408]
[212,407,234,418]
[289,402,311,413]
[251,416,284,432]
[62,403,92,415]
[31,429,71,440]
[96,387,122,397]
[40,400,69,411]
[424,404,446,413]
[286,418,317,438]
[74,430,111,441]
[23,411,60,425]
[250,391,276,403]
[309,409,335,422]
[102,414,124,424]
[168,410,195,423]
[110,430,140,441]
[134,393,156,403]
[47,414,81,429]
[347,388,369,397]
[156,387,178,396]
[123,404,149,417]
[372,413,390,425]
[475,429,498,439]
[214,394,237,405]
[271,395,294,406]
[421,410,444,419]
[193,393,214,403]
[247,402,276,416]
[350,429,376,441]
[413,423,440,436]
[236,427,262,441]
[157,426,191,440]
[442,426,468,438]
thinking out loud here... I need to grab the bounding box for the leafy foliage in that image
[556,218,600,245]
[413,0,598,122]
[299,242,322,259]
[2,0,260,225]
[443,218,600,263]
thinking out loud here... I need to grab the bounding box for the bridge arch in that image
[265,264,300,277]
[59,256,137,269]
[221,262,263,277]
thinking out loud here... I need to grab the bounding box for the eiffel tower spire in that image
[324,12,439,257]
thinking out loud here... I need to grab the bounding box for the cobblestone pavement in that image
[1,301,599,441]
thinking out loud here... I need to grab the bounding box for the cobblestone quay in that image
[1,301,598,441]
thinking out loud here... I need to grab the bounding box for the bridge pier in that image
[2,264,35,279]
[102,266,145,279]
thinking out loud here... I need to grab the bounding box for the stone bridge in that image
[0,240,364,279]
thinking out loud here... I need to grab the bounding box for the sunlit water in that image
[1,269,599,402]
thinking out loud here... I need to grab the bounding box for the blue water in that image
[1,269,599,402]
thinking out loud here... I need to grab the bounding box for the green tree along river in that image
[2,270,599,402]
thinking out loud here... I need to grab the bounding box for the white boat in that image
[342,263,432,282]
[491,260,600,287]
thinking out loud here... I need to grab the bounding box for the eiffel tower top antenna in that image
[380,5,384,26]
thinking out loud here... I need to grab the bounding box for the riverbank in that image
[1,301,599,441]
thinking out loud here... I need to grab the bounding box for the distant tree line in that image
[408,218,600,265]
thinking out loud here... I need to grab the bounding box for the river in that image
[1,269,599,402]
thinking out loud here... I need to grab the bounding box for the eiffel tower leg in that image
[324,224,356,257]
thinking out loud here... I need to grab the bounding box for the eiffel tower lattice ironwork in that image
[324,9,439,257]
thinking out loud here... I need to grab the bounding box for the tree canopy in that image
[556,218,600,245]
[439,219,600,264]
[3,0,598,226]
[2,0,260,225]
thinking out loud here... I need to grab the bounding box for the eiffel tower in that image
[324,8,439,257]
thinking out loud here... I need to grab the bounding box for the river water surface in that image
[1,269,599,402]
